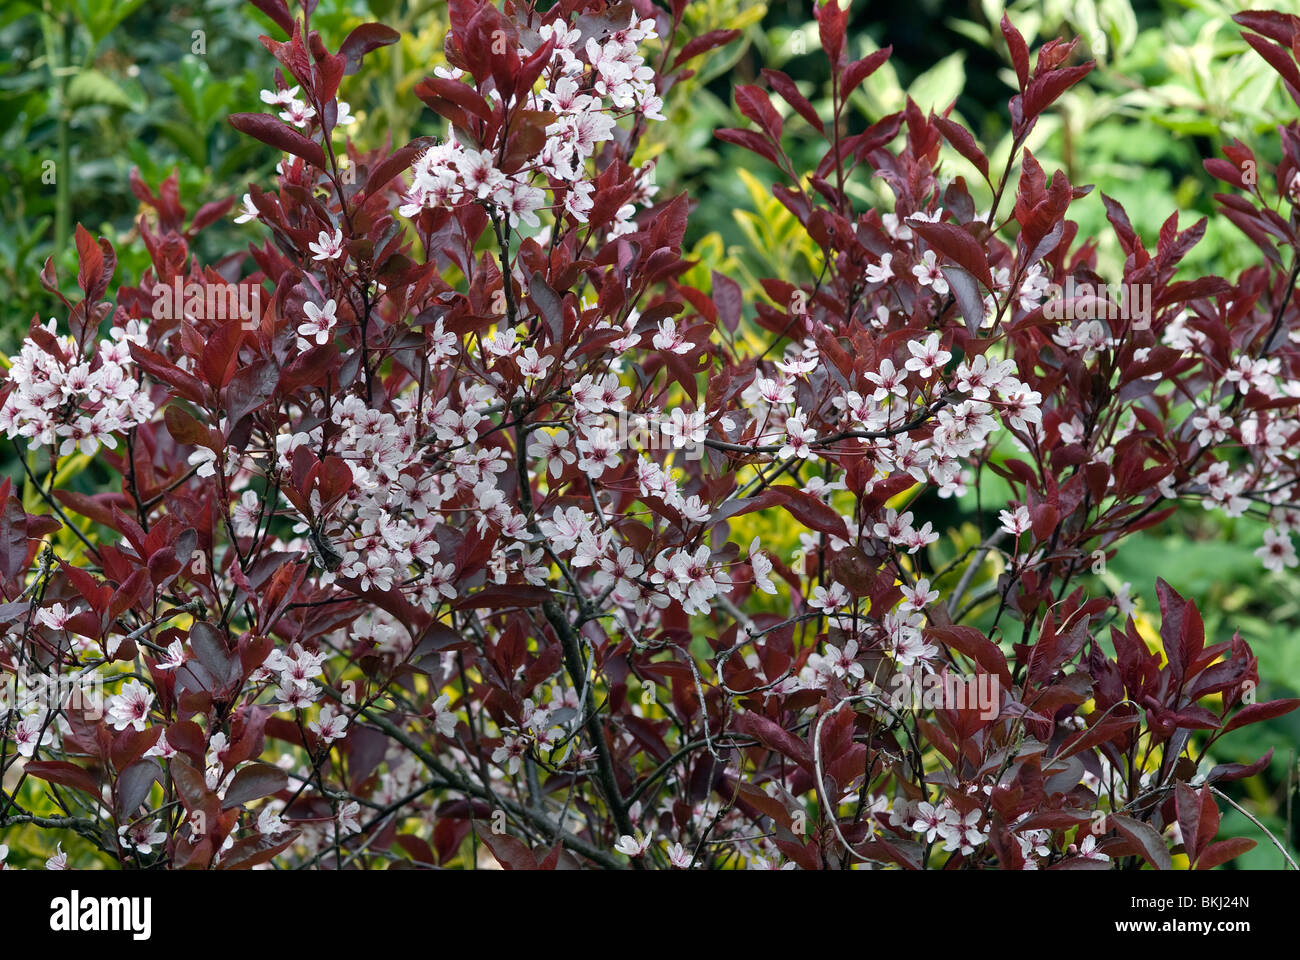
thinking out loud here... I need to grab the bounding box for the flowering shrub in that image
[1,0,1299,871]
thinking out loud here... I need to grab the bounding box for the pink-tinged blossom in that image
[106,679,154,732]
[234,193,259,223]
[1256,528,1298,573]
[118,820,168,855]
[36,602,81,630]
[528,428,576,478]
[666,842,692,868]
[779,410,818,459]
[154,639,187,671]
[308,227,345,261]
[1075,835,1110,862]
[278,99,316,127]
[999,505,1032,537]
[652,317,693,355]
[808,582,849,613]
[911,250,949,295]
[864,253,894,284]
[259,84,300,107]
[309,704,350,742]
[456,149,505,199]
[614,833,651,857]
[900,578,939,611]
[904,333,951,378]
[12,713,54,757]
[865,358,907,401]
[297,299,338,349]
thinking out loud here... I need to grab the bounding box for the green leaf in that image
[155,119,208,166]
[908,52,966,115]
[66,69,133,110]
[78,0,148,48]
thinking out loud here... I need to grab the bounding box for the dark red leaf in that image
[1223,698,1300,732]
[229,113,327,170]
[338,23,400,75]
[932,114,990,181]
[1022,63,1095,120]
[761,69,824,133]
[222,762,289,809]
[909,220,994,291]
[735,84,782,141]
[1194,837,1256,870]
[1001,14,1031,90]
[1112,814,1172,870]
[672,28,741,69]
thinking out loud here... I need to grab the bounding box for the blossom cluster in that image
[0,319,154,456]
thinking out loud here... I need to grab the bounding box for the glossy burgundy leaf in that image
[229,113,328,169]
